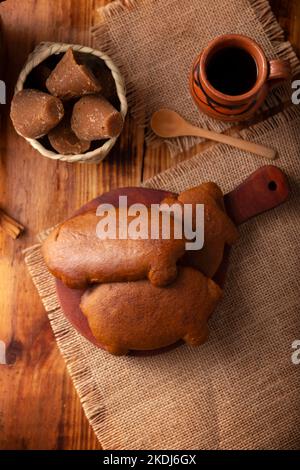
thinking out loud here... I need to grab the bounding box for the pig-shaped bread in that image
[42,183,239,289]
[80,267,223,355]
[42,208,187,289]
[167,183,239,278]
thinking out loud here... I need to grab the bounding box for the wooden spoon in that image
[151,109,277,160]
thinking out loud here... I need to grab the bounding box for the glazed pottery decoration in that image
[190,34,291,121]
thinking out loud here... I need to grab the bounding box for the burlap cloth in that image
[24,0,300,450]
[93,0,300,154]
[25,106,300,450]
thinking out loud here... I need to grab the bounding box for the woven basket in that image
[14,42,128,164]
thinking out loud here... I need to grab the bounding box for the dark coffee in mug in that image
[206,46,258,96]
[190,34,291,121]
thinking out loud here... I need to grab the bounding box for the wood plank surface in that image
[0,0,298,450]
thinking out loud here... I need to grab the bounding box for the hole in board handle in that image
[268,181,277,191]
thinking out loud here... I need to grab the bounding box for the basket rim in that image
[14,41,128,164]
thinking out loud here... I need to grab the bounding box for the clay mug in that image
[190,34,291,122]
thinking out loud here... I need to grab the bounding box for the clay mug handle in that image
[268,59,292,87]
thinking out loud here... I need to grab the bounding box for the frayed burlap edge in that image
[23,105,300,448]
[23,244,108,440]
[92,0,300,155]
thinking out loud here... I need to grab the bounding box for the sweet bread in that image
[42,208,186,289]
[177,183,239,277]
[42,183,239,288]
[42,183,238,354]
[80,267,222,355]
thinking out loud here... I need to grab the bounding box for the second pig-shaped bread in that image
[42,207,187,289]
[80,267,223,355]
[165,183,239,278]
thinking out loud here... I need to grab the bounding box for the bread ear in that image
[178,183,223,204]
[207,278,223,305]
[160,195,180,206]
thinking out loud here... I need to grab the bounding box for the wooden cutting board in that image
[55,165,289,354]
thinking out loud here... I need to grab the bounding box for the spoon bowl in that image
[151,109,188,138]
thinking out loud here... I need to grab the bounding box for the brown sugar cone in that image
[79,54,118,104]
[46,48,102,100]
[80,267,223,356]
[10,89,64,139]
[71,95,124,141]
[48,113,91,155]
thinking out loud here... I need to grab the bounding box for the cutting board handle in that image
[224,165,290,226]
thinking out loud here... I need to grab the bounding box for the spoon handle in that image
[188,126,277,160]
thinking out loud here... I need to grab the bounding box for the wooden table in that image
[0,0,299,450]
